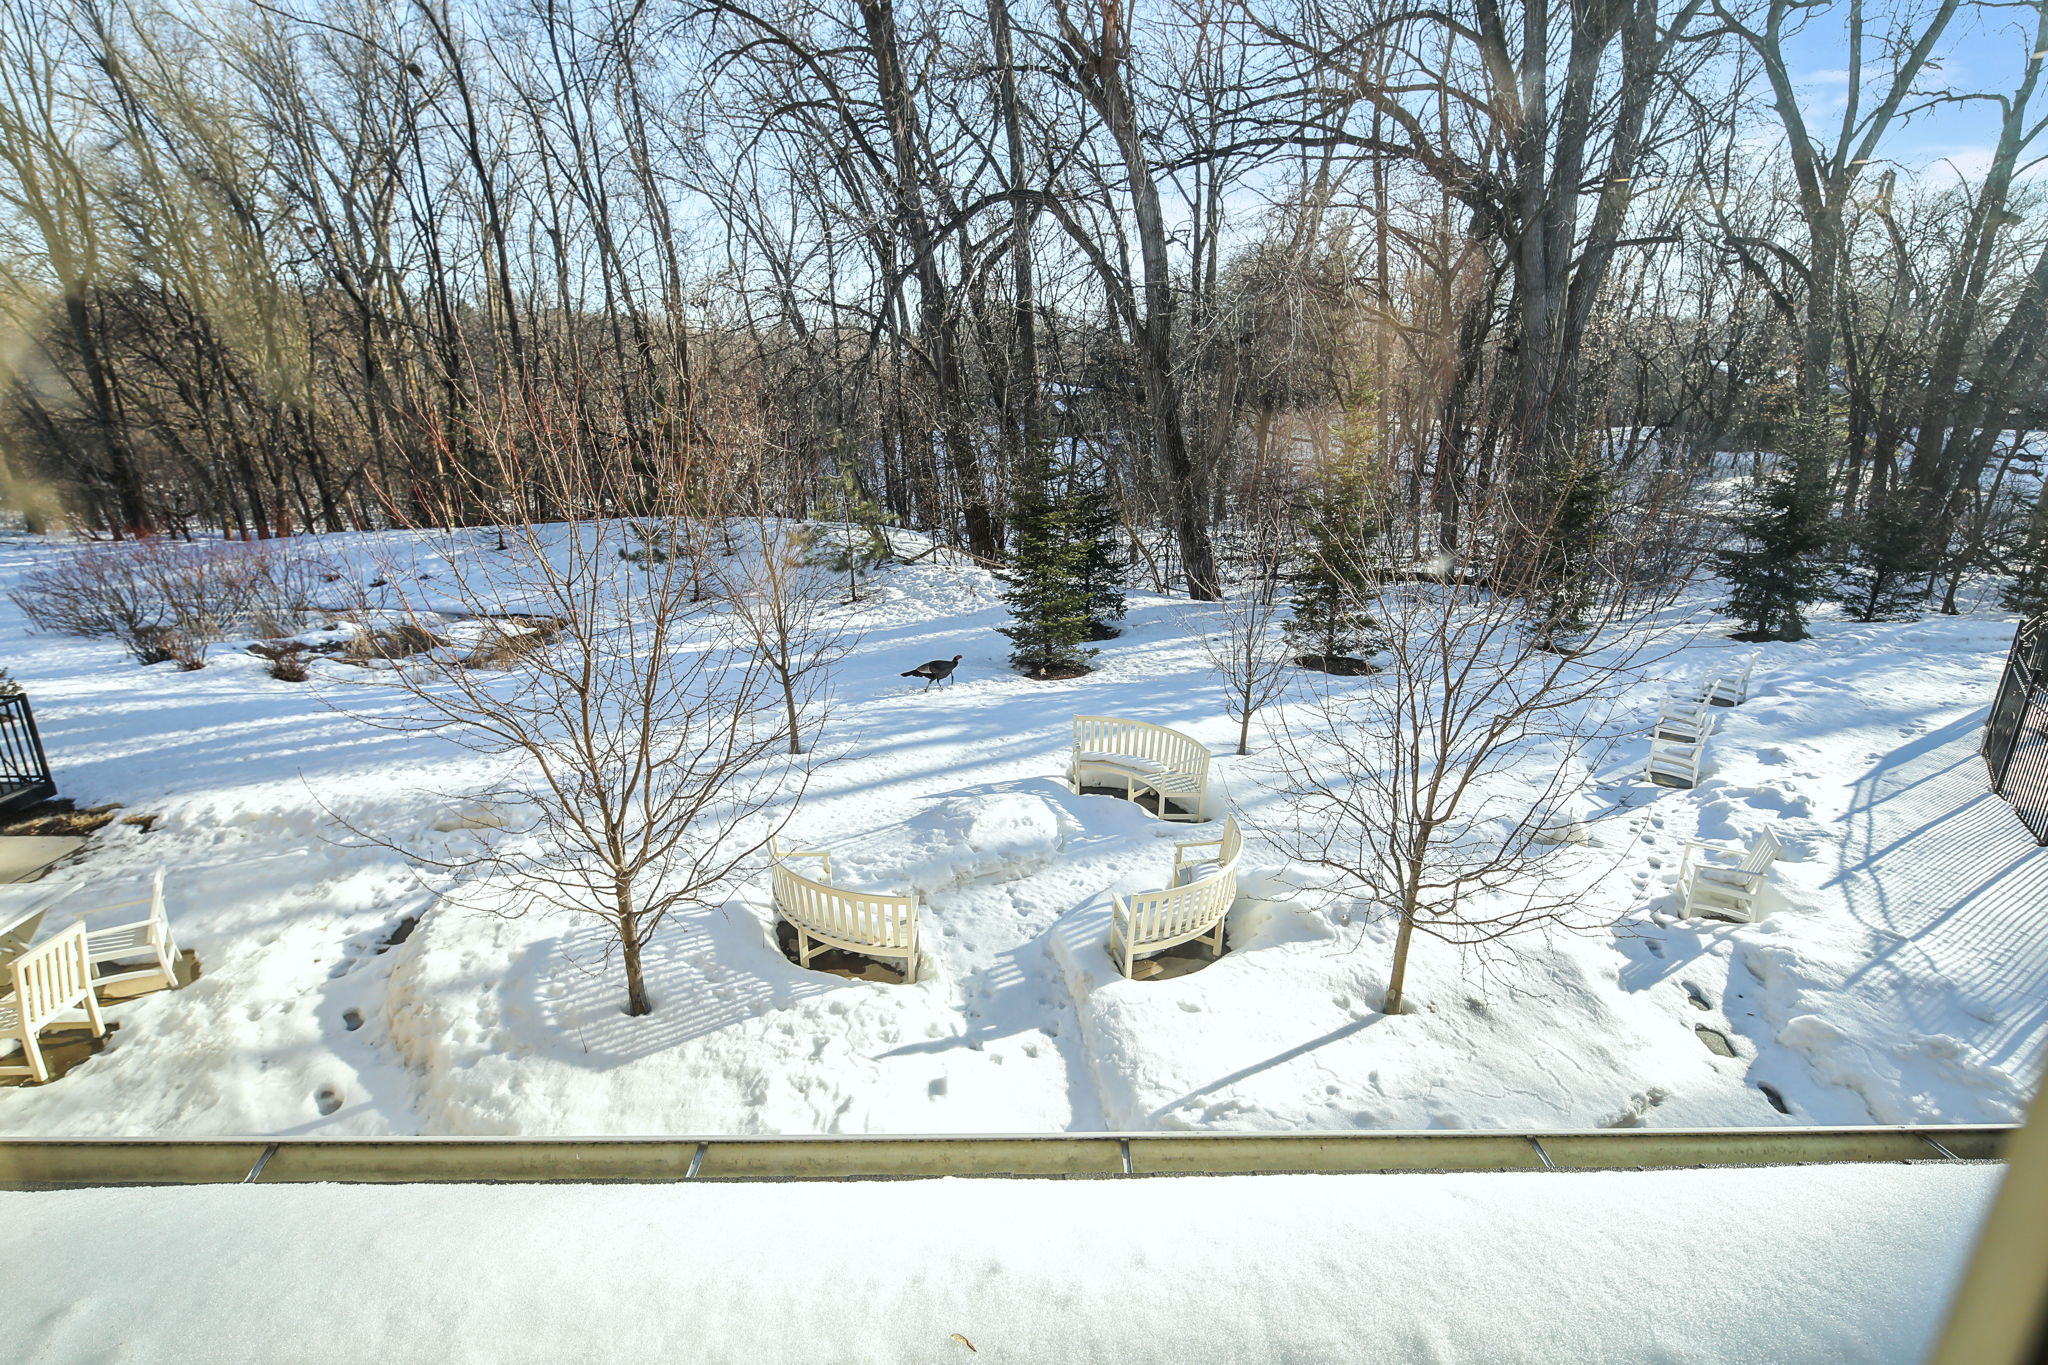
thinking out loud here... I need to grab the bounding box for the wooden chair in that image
[1654,695,1719,744]
[1699,655,1758,707]
[0,923,108,1084]
[1069,716,1211,823]
[1645,731,1710,788]
[1646,694,1717,789]
[770,860,921,983]
[1677,828,1784,921]
[77,868,182,998]
[1111,817,1243,978]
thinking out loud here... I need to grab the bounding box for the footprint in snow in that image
[313,1085,344,1116]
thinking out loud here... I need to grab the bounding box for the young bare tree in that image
[716,515,862,756]
[1266,491,1691,1015]
[1185,541,1295,755]
[340,386,802,1017]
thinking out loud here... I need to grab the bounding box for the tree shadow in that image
[1145,1015,1384,1124]
[510,902,834,1069]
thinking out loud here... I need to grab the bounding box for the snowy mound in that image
[815,783,1077,898]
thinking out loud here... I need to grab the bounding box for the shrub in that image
[460,617,562,670]
[163,630,209,671]
[7,538,345,669]
[343,623,445,662]
[7,542,164,639]
[249,640,311,681]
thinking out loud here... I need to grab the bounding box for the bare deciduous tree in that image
[340,387,803,1017]
[716,515,862,756]
[1185,549,1294,755]
[1266,495,1687,1014]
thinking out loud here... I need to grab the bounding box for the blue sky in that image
[1780,3,2048,181]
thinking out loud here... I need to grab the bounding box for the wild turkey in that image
[901,654,963,691]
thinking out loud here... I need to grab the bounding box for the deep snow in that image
[0,1162,2001,1364]
[0,526,2041,1135]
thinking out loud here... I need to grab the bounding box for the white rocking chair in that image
[1677,829,1784,921]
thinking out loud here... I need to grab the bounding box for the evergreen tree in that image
[999,449,1096,678]
[1284,438,1387,665]
[1716,415,1837,642]
[1067,469,1128,639]
[2001,491,2048,617]
[617,520,679,567]
[1834,485,1934,622]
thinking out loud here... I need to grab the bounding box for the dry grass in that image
[248,639,312,681]
[460,615,564,670]
[342,622,446,663]
[0,799,124,837]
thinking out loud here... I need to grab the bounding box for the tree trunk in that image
[859,0,1000,562]
[1060,2,1219,599]
[618,894,651,1017]
[782,669,803,755]
[1383,906,1417,1016]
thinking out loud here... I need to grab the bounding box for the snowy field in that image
[0,1162,2000,1364]
[0,527,2041,1135]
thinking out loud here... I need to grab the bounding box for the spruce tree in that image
[1834,485,1934,622]
[1068,470,1128,639]
[1716,415,1836,642]
[2001,491,2048,617]
[1284,442,1387,667]
[999,449,1096,678]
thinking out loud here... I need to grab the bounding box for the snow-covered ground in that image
[0,1162,2000,1364]
[0,527,2041,1135]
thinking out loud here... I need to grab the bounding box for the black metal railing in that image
[0,691,55,814]
[1983,615,2048,845]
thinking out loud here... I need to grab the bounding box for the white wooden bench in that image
[1069,716,1211,823]
[1110,817,1242,978]
[1677,828,1783,921]
[0,922,108,1085]
[769,844,921,983]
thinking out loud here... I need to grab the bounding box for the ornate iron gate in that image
[1983,615,2048,845]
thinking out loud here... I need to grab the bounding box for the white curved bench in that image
[769,844,921,983]
[1,922,108,1084]
[1069,715,1211,823]
[1110,817,1242,978]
